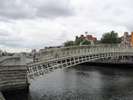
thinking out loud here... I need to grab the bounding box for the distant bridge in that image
[27,46,133,80]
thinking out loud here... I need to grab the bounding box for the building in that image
[131,32,133,47]
[76,34,97,45]
[0,50,2,56]
[85,35,97,42]
[121,32,133,47]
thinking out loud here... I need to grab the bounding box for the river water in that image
[29,64,133,100]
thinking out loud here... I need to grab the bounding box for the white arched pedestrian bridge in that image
[27,45,133,80]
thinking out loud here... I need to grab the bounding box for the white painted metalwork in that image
[27,46,133,80]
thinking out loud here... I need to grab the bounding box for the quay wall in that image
[0,65,28,92]
[0,92,5,100]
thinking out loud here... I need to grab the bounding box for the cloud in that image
[0,19,70,49]
[36,0,74,18]
[0,0,74,20]
[0,0,33,19]
[0,29,25,48]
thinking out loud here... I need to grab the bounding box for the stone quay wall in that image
[0,65,28,92]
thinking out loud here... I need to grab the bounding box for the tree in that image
[80,39,91,45]
[75,36,82,45]
[101,31,121,44]
[64,41,74,46]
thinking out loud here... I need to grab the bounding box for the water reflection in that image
[30,65,133,100]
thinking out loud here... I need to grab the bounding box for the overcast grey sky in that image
[0,0,132,52]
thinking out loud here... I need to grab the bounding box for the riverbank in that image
[0,65,30,100]
[0,92,5,100]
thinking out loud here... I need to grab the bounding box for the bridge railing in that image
[31,46,133,64]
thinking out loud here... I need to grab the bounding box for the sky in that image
[0,0,133,52]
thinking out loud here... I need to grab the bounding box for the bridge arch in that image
[27,46,133,80]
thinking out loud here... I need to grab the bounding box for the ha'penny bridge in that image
[27,45,133,80]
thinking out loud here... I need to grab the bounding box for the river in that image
[28,64,133,100]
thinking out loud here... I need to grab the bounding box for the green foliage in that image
[74,36,83,45]
[101,31,121,44]
[80,39,91,45]
[64,37,91,47]
[64,30,121,47]
[64,41,74,46]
